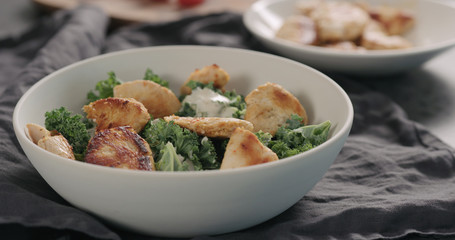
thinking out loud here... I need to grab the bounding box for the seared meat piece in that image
[296,0,321,15]
[361,20,412,50]
[323,41,366,51]
[163,115,253,138]
[37,134,76,160]
[244,82,308,136]
[25,123,75,159]
[26,123,51,144]
[83,97,150,133]
[180,64,230,95]
[276,15,318,45]
[307,1,370,43]
[85,126,154,171]
[114,80,181,119]
[220,127,278,170]
[368,5,415,36]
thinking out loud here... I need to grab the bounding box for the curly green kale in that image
[143,68,169,88]
[255,130,273,146]
[176,102,197,117]
[292,120,332,146]
[87,71,122,103]
[186,80,217,92]
[155,142,188,171]
[285,114,306,130]
[223,89,247,119]
[44,107,91,161]
[264,115,331,159]
[199,136,219,170]
[140,119,219,171]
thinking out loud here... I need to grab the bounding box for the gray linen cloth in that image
[0,5,454,240]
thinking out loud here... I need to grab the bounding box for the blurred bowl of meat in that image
[13,45,353,237]
[243,0,455,75]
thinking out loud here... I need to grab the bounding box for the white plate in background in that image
[243,0,455,75]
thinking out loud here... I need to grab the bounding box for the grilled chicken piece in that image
[368,5,415,36]
[113,80,181,119]
[296,0,321,16]
[244,82,308,136]
[220,127,278,170]
[307,1,370,43]
[38,134,76,160]
[26,123,51,144]
[25,123,75,159]
[83,97,150,133]
[323,41,366,51]
[164,115,253,138]
[180,64,230,95]
[85,126,154,171]
[361,20,412,50]
[276,15,318,45]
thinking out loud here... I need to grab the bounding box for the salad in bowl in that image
[26,64,331,172]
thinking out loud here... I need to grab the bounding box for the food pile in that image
[276,0,415,50]
[26,65,330,171]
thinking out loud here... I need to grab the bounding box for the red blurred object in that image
[178,0,205,7]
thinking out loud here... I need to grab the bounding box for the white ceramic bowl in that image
[243,0,455,75]
[13,46,353,237]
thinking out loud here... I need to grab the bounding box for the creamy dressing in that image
[182,88,236,118]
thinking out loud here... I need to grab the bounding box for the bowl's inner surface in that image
[16,46,351,145]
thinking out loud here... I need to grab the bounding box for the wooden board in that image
[33,0,257,25]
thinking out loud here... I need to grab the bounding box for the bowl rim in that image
[13,45,354,178]
[243,0,455,58]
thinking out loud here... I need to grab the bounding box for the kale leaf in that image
[155,142,189,171]
[255,130,273,146]
[87,71,122,103]
[175,102,197,117]
[140,119,220,171]
[44,107,91,160]
[143,68,169,88]
[264,115,331,159]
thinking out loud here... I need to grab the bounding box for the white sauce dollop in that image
[182,88,236,118]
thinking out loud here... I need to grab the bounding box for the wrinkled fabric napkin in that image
[1,5,454,240]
